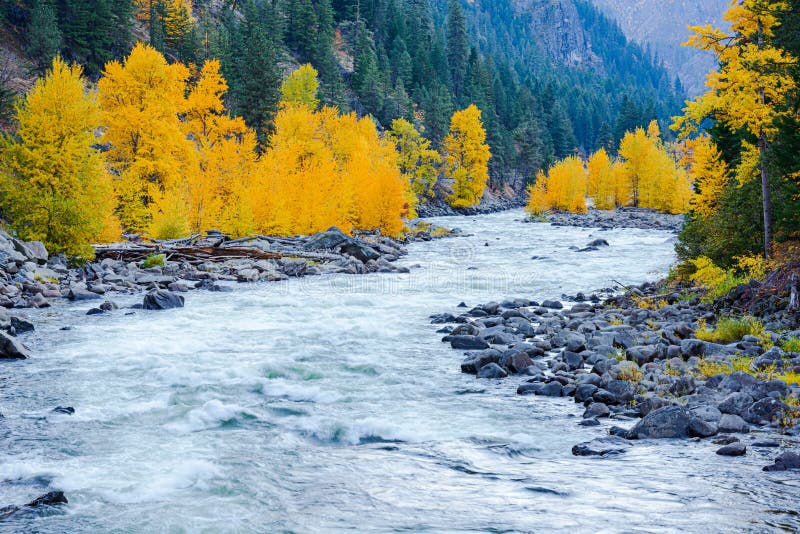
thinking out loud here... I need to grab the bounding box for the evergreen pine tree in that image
[25,0,62,71]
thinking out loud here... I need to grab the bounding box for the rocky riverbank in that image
[415,190,525,218]
[527,207,685,232]
[0,223,457,356]
[432,279,800,470]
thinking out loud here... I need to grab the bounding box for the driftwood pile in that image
[94,232,343,265]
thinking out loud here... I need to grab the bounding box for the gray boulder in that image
[450,335,490,350]
[763,451,800,471]
[717,413,749,433]
[143,290,185,310]
[743,397,790,425]
[717,443,747,456]
[0,332,31,359]
[477,362,507,379]
[627,406,692,439]
[718,392,755,417]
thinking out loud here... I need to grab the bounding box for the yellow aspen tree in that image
[0,57,116,259]
[672,0,796,258]
[280,64,320,110]
[387,118,441,202]
[443,104,491,208]
[611,160,632,207]
[525,156,587,214]
[98,43,195,234]
[679,135,730,218]
[184,59,258,237]
[587,148,615,209]
[618,126,650,207]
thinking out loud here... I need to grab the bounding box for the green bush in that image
[142,253,166,268]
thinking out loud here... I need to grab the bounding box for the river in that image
[1,209,798,532]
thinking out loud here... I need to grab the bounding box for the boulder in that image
[743,397,790,425]
[0,332,30,359]
[583,402,610,419]
[68,288,102,301]
[716,443,747,456]
[477,362,507,379]
[142,290,185,311]
[450,335,490,350]
[627,406,692,439]
[718,392,755,417]
[506,352,534,373]
[717,413,749,433]
[687,417,718,438]
[762,451,800,471]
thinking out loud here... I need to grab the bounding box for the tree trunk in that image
[789,273,799,312]
[759,128,772,260]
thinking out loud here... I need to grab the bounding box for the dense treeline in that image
[525,120,692,216]
[673,0,800,265]
[0,47,490,258]
[1,0,683,184]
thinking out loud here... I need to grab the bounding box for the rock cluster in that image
[433,282,800,470]
[529,207,685,232]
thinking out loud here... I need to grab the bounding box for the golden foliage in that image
[525,155,587,214]
[280,64,320,110]
[387,118,441,201]
[255,104,411,236]
[679,135,729,218]
[0,57,116,259]
[98,42,194,233]
[673,1,796,143]
[618,121,692,214]
[443,105,491,208]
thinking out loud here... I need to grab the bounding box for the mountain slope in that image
[589,0,729,95]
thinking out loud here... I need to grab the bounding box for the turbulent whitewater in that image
[1,210,797,532]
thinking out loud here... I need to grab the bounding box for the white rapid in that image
[1,210,797,532]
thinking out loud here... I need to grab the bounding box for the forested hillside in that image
[1,0,682,185]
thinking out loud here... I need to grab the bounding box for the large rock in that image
[762,451,800,471]
[627,406,692,439]
[0,331,30,359]
[477,362,507,379]
[12,239,48,263]
[717,413,749,433]
[450,335,490,350]
[142,290,185,310]
[718,392,755,417]
[0,491,67,520]
[743,397,790,425]
[304,227,379,263]
[716,443,747,456]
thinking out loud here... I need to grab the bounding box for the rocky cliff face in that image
[512,0,602,70]
[589,0,729,95]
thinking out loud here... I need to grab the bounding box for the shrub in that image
[695,316,763,343]
[695,355,755,378]
[780,337,800,353]
[142,253,166,268]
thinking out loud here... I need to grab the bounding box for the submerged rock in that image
[572,436,631,457]
[716,443,747,456]
[0,491,67,520]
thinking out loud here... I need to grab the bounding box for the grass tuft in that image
[142,253,166,268]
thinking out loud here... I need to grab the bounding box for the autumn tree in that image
[280,64,320,109]
[679,135,730,219]
[586,148,615,209]
[184,59,258,237]
[673,0,797,258]
[0,57,116,259]
[443,104,490,208]
[97,42,195,236]
[525,156,587,215]
[387,118,441,201]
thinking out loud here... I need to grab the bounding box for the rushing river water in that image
[1,209,799,533]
